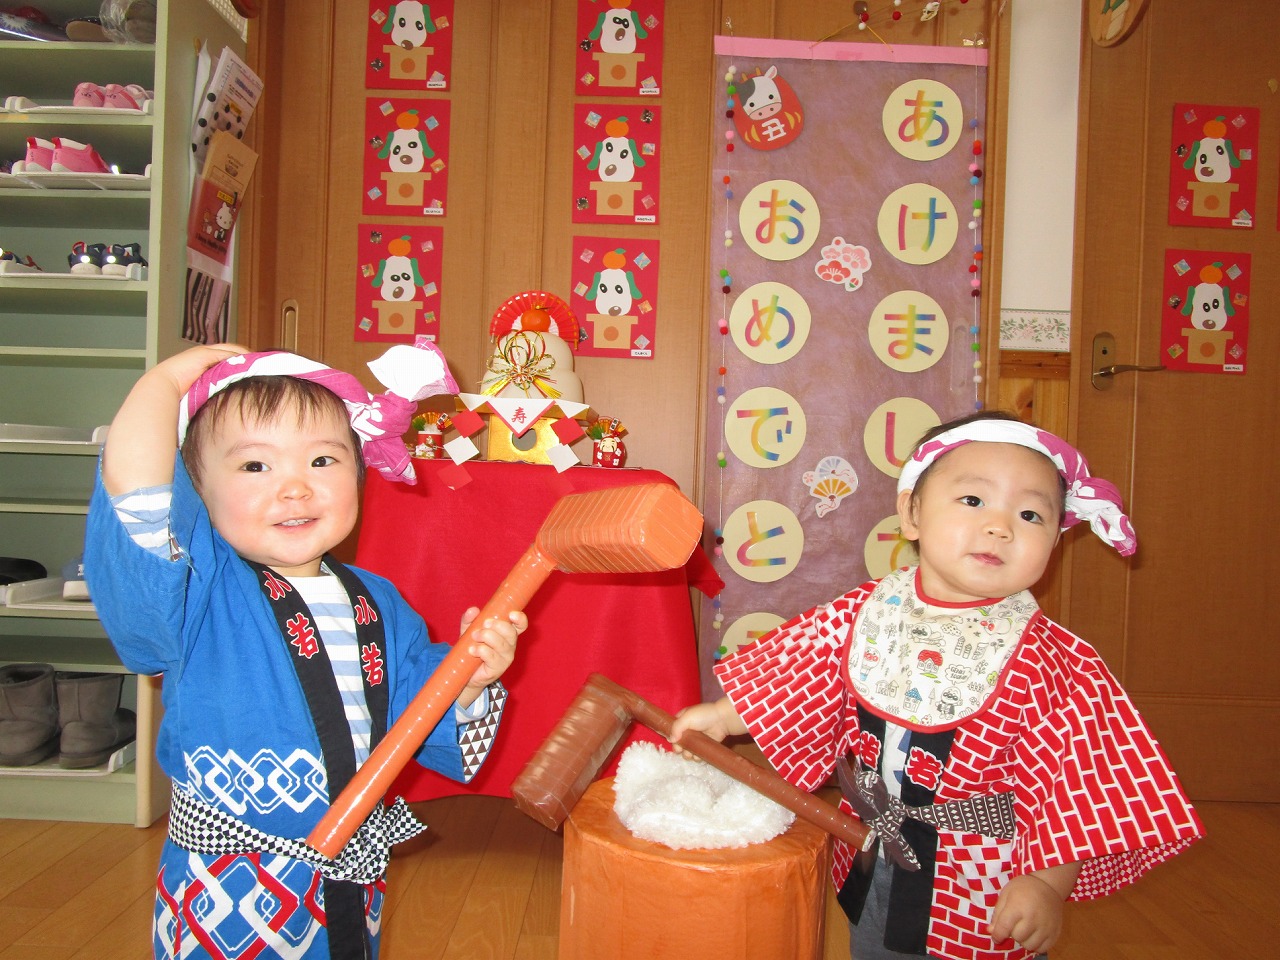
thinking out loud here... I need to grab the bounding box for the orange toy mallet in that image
[307,481,704,859]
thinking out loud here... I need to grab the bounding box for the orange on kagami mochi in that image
[483,290,583,404]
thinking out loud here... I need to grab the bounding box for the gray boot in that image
[0,663,59,766]
[55,671,137,769]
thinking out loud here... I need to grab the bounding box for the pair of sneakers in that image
[72,82,153,111]
[23,136,111,174]
[0,246,41,271]
[68,241,147,277]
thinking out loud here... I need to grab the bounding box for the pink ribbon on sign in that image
[178,336,459,485]
[896,419,1138,556]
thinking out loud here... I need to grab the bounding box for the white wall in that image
[998,0,1081,350]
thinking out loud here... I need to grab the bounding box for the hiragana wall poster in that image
[700,37,987,697]
[366,0,454,91]
[362,97,450,217]
[1160,248,1250,374]
[572,103,660,224]
[1168,103,1258,229]
[569,237,660,358]
[575,0,664,97]
[355,225,443,343]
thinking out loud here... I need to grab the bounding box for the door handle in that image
[1091,332,1166,391]
[281,299,299,353]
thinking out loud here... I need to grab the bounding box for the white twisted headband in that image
[896,419,1137,556]
[177,336,458,485]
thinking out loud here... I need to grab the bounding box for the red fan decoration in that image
[490,290,580,348]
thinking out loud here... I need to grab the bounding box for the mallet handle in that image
[307,544,556,859]
[589,674,873,851]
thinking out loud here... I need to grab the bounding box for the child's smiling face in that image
[897,441,1063,604]
[195,400,361,579]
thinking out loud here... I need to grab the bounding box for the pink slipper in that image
[73,82,105,108]
[50,138,110,174]
[101,83,151,110]
[23,136,55,171]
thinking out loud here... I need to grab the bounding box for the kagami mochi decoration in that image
[457,290,592,470]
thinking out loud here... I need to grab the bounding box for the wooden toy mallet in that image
[512,673,874,851]
[307,482,704,859]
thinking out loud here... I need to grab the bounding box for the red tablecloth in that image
[354,458,721,800]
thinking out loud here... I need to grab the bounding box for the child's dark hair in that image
[906,410,1067,521]
[181,376,365,488]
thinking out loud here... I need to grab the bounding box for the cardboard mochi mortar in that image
[307,482,704,858]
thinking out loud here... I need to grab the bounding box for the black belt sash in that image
[248,555,392,960]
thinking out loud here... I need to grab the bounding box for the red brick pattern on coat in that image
[715,581,1203,960]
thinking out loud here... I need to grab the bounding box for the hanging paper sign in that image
[722,499,804,584]
[862,397,941,478]
[362,97,450,216]
[882,79,963,161]
[569,237,660,358]
[864,513,913,581]
[354,225,443,343]
[1160,249,1249,374]
[702,36,987,698]
[740,178,821,260]
[724,386,807,468]
[1168,104,1258,228]
[727,281,811,364]
[575,0,664,97]
[572,103,660,224]
[877,182,958,264]
[366,0,454,90]
[730,64,805,151]
[868,290,949,373]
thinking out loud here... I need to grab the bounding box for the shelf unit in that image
[0,0,247,825]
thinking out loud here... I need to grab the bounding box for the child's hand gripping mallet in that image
[307,483,704,859]
[512,673,874,851]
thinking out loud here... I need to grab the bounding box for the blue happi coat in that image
[85,457,498,959]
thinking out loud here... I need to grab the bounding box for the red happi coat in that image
[715,569,1203,960]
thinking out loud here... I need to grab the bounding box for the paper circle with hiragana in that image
[864,513,913,580]
[739,179,821,261]
[719,611,785,659]
[876,183,958,265]
[867,290,950,373]
[723,500,804,584]
[729,282,811,364]
[725,386,807,468]
[882,79,964,161]
[863,396,941,478]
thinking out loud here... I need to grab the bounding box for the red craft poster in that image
[365,0,453,91]
[1168,103,1258,229]
[571,103,660,224]
[362,96,450,217]
[570,237,660,358]
[575,0,664,98]
[1161,248,1249,375]
[355,226,444,344]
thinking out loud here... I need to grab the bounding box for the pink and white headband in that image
[178,336,458,485]
[896,419,1138,556]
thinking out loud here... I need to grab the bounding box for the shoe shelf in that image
[0,0,247,827]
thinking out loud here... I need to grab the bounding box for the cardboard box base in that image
[559,778,828,960]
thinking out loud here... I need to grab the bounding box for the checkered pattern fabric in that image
[168,786,427,884]
[837,758,1015,871]
[715,572,1203,960]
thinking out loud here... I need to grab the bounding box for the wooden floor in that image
[0,797,1275,959]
